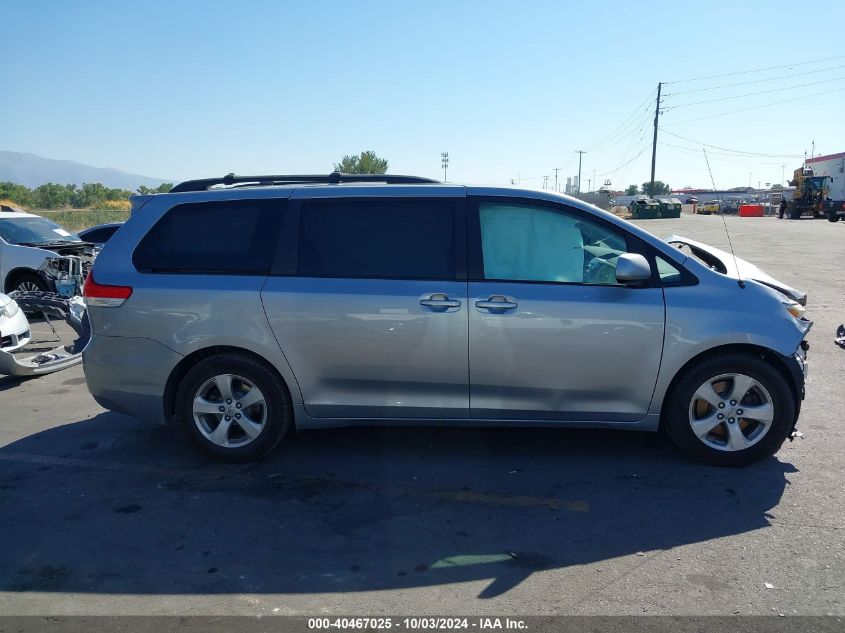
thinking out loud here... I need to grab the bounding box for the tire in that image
[828,215,841,223]
[175,353,293,462]
[663,352,796,467]
[9,271,47,294]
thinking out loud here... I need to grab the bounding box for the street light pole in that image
[575,150,586,194]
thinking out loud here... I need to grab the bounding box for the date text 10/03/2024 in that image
[307,618,528,630]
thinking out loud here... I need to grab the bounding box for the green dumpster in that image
[655,197,682,218]
[628,195,661,219]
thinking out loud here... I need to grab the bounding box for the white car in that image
[0,207,95,296]
[0,293,30,352]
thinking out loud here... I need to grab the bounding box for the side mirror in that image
[616,253,652,284]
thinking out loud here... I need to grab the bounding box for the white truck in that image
[805,152,845,222]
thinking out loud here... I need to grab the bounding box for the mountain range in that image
[0,151,170,190]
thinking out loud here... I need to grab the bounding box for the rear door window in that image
[133,199,283,274]
[297,199,456,280]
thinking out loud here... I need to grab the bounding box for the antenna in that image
[703,149,744,289]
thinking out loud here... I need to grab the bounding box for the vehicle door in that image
[261,190,469,419]
[467,197,665,421]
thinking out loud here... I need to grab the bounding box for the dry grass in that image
[36,208,132,232]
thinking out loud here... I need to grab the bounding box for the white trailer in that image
[806,152,845,221]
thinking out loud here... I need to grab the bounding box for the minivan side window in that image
[478,201,628,285]
[298,199,455,280]
[133,199,282,274]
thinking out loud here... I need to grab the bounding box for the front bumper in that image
[0,308,31,352]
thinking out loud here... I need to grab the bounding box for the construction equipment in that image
[805,152,845,222]
[786,164,833,219]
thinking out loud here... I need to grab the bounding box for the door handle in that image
[475,296,518,311]
[420,294,461,309]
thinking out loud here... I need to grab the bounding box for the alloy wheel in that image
[688,373,774,452]
[192,374,267,448]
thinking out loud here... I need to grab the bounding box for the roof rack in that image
[169,171,440,193]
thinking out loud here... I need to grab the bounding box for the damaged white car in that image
[0,293,30,353]
[0,207,96,297]
[0,208,95,377]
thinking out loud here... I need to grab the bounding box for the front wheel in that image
[828,215,841,223]
[11,272,48,294]
[175,353,293,462]
[663,353,796,467]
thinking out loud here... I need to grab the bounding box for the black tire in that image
[175,353,293,462]
[828,215,841,223]
[663,352,796,467]
[9,271,47,294]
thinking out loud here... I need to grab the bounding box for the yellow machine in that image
[787,165,832,219]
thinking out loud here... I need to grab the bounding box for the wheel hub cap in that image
[688,373,774,452]
[192,373,267,448]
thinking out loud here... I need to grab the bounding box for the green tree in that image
[625,184,639,195]
[137,183,174,195]
[0,181,35,207]
[334,151,388,174]
[33,182,72,209]
[641,181,671,196]
[72,182,110,208]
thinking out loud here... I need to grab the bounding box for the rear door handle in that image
[420,293,461,309]
[475,296,518,311]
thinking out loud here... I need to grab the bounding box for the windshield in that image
[0,217,81,245]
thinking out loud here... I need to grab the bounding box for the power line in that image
[661,130,804,158]
[595,143,652,178]
[664,75,845,110]
[658,141,796,164]
[664,86,845,126]
[663,63,845,96]
[585,88,656,152]
[665,53,845,84]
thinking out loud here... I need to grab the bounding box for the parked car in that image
[698,200,721,215]
[0,293,30,353]
[83,173,811,467]
[684,196,698,204]
[0,208,96,296]
[77,222,124,249]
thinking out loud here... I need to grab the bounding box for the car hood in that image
[664,235,807,305]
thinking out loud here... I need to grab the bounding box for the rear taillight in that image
[83,270,133,307]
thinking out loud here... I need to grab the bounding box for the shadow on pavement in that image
[0,412,794,598]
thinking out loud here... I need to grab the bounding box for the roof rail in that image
[169,172,440,193]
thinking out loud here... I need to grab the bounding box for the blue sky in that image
[4,0,844,191]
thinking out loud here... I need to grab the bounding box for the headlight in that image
[783,301,805,319]
[0,300,19,318]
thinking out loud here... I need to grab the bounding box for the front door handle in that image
[475,295,518,311]
[420,293,461,310]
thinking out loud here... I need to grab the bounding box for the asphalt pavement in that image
[0,214,842,617]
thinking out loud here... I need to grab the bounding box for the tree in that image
[33,183,72,209]
[625,184,639,195]
[641,181,671,196]
[0,181,35,207]
[137,183,173,195]
[334,151,388,174]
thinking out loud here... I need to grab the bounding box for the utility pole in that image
[441,152,449,182]
[575,150,586,194]
[553,167,561,192]
[649,82,662,197]
[542,175,549,190]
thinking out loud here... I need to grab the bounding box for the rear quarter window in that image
[133,199,283,274]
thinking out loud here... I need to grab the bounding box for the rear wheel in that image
[175,353,293,462]
[663,353,795,467]
[828,215,841,223]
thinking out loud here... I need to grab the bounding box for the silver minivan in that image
[82,173,811,466]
